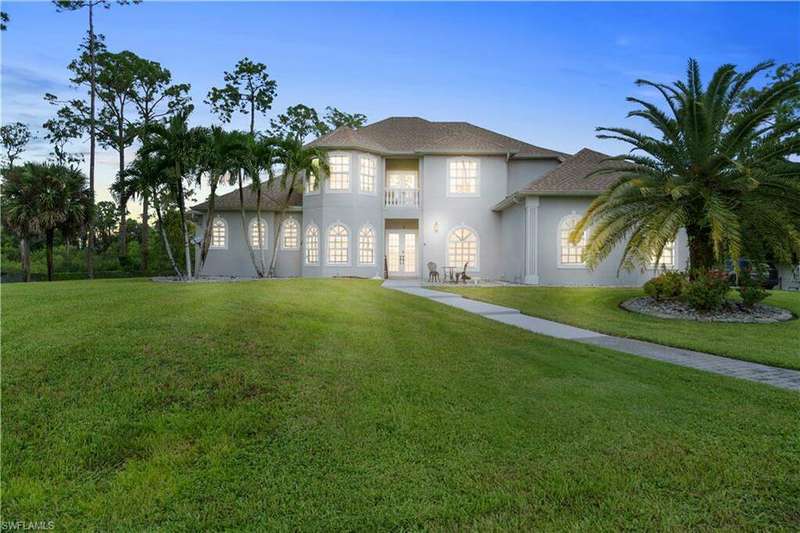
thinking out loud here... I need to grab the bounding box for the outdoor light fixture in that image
[433,221,439,233]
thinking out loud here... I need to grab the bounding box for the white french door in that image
[385,230,417,276]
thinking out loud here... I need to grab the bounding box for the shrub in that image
[643,271,686,301]
[685,269,730,311]
[738,274,769,308]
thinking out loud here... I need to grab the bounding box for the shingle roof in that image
[192,183,302,213]
[308,117,567,159]
[522,148,629,194]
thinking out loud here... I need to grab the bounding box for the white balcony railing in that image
[384,188,420,208]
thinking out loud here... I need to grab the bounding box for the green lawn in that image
[440,286,800,370]
[3,279,799,530]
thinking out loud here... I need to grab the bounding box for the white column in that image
[524,196,540,284]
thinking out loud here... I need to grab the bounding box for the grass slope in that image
[3,279,799,530]
[440,286,800,370]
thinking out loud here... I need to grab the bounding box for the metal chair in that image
[457,262,471,284]
[427,261,440,282]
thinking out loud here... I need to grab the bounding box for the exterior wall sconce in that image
[433,221,439,233]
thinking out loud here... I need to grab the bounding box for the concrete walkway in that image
[383,280,800,392]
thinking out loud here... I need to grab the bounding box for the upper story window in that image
[211,216,227,249]
[328,154,350,191]
[306,172,319,193]
[305,224,319,265]
[447,158,480,196]
[281,218,299,249]
[558,215,586,267]
[447,226,478,270]
[358,225,375,265]
[360,156,376,193]
[327,223,349,264]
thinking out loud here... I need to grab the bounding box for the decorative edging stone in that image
[621,296,794,323]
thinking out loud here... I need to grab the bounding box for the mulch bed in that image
[621,296,794,323]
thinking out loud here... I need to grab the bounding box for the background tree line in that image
[1,0,365,281]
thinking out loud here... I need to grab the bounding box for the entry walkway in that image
[383,280,800,392]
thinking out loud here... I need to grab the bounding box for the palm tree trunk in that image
[141,191,150,272]
[174,167,193,279]
[687,224,716,274]
[237,171,262,277]
[152,191,182,279]
[268,210,284,277]
[46,229,55,282]
[196,186,217,279]
[20,236,31,282]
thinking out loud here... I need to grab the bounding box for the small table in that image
[442,266,458,282]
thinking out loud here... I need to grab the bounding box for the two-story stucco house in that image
[193,117,688,285]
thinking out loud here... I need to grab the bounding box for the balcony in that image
[384,188,420,208]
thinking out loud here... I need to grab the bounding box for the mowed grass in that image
[440,286,800,370]
[3,279,800,530]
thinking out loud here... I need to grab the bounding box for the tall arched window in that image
[211,216,227,249]
[305,224,319,265]
[281,218,299,249]
[558,215,586,266]
[447,226,478,270]
[358,225,375,265]
[327,223,349,264]
[249,217,268,249]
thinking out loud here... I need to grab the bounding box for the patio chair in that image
[457,262,471,284]
[427,261,440,282]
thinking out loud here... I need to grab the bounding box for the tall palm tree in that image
[242,134,280,275]
[193,126,249,278]
[268,136,328,277]
[141,106,200,278]
[119,152,183,278]
[2,163,90,281]
[2,166,38,281]
[574,59,800,273]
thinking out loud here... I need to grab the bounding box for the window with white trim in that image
[249,217,268,249]
[358,225,375,265]
[327,224,349,264]
[559,215,586,266]
[447,227,478,270]
[281,218,299,249]
[329,154,350,191]
[211,217,227,249]
[360,156,376,193]
[305,225,319,264]
[306,172,319,193]
[651,240,675,268]
[448,158,479,195]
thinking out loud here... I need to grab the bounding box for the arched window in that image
[447,226,478,270]
[558,215,586,266]
[249,217,268,249]
[211,216,227,249]
[327,223,349,264]
[305,224,319,265]
[358,225,375,265]
[281,218,299,250]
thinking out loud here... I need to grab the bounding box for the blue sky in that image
[2,1,798,211]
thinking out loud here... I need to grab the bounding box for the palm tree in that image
[119,152,183,278]
[574,59,800,273]
[2,163,90,281]
[268,136,328,277]
[141,106,200,278]
[193,126,249,278]
[242,134,280,275]
[2,166,38,281]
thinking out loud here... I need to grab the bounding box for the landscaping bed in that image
[622,295,794,323]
